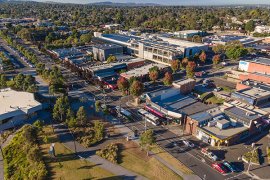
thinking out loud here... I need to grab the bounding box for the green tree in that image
[106,55,117,63]
[17,28,32,41]
[53,96,69,122]
[163,72,173,86]
[130,80,144,97]
[14,73,25,90]
[0,74,7,88]
[225,46,248,60]
[80,33,92,43]
[245,20,255,34]
[212,44,225,54]
[94,121,105,141]
[139,129,156,156]
[36,63,45,75]
[95,100,101,112]
[76,106,87,125]
[149,70,159,83]
[170,60,179,74]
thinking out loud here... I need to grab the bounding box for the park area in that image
[2,122,185,180]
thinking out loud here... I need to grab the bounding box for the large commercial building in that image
[0,88,43,130]
[203,35,263,46]
[92,44,123,61]
[120,63,168,81]
[145,84,214,120]
[94,32,209,65]
[234,80,270,107]
[238,58,270,84]
[173,30,206,39]
[185,103,269,147]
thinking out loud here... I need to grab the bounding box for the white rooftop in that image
[121,63,168,79]
[175,30,202,34]
[0,88,42,121]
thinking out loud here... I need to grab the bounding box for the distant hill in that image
[89,1,161,6]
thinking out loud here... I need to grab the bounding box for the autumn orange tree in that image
[181,57,189,69]
[117,76,129,95]
[170,60,179,74]
[186,61,196,78]
[163,72,173,86]
[130,80,144,97]
[148,66,159,83]
[212,54,221,66]
[199,51,207,64]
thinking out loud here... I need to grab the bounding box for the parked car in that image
[206,83,216,89]
[201,148,218,161]
[165,142,175,149]
[212,163,229,174]
[203,79,210,84]
[182,140,195,148]
[202,83,208,88]
[208,152,218,161]
[214,87,222,92]
[223,161,238,172]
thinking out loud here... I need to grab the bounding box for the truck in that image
[115,106,132,119]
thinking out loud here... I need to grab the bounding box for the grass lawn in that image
[242,148,260,165]
[206,96,224,105]
[40,126,119,180]
[118,140,183,180]
[267,147,270,163]
[151,146,193,174]
[221,86,234,93]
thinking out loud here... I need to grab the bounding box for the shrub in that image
[243,148,260,165]
[96,143,119,163]
[3,125,47,179]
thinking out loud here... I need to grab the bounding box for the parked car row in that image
[212,161,239,174]
[201,148,239,174]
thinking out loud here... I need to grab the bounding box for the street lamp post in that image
[247,145,256,173]
[144,116,147,132]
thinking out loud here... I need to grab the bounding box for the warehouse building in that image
[0,88,43,130]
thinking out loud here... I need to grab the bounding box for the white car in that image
[214,87,222,92]
[208,152,218,161]
[182,140,195,148]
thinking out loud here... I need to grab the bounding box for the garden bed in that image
[242,148,260,165]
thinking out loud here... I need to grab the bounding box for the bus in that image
[137,108,160,126]
[115,106,132,119]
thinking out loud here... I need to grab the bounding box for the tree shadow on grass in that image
[77,163,102,170]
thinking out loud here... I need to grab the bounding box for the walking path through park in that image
[54,123,146,180]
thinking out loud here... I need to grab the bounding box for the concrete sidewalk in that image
[54,124,146,180]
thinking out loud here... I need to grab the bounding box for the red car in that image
[212,163,228,174]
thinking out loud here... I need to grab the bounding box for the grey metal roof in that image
[103,34,141,43]
[190,111,212,122]
[224,106,260,123]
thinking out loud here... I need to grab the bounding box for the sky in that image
[35,0,270,5]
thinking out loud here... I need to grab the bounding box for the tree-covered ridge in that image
[0,2,269,31]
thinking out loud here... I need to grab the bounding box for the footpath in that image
[54,123,146,180]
